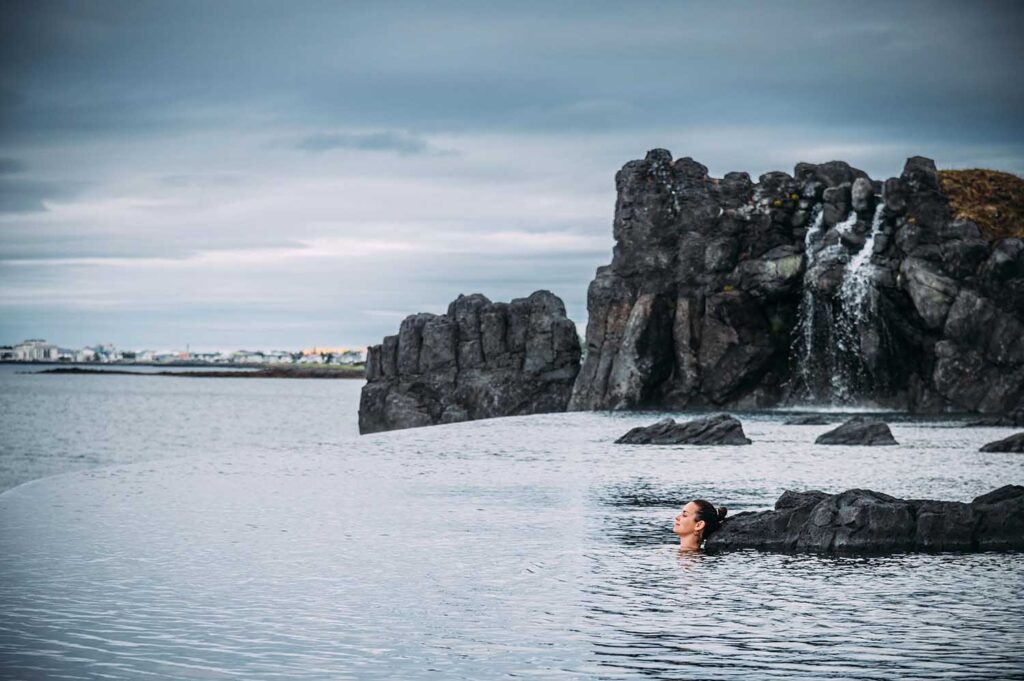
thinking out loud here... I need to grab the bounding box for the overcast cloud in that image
[2,0,1023,349]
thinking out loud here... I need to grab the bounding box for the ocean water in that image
[1,366,1023,679]
[0,364,362,493]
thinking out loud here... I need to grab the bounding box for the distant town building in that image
[75,348,98,362]
[2,338,366,365]
[302,346,366,365]
[14,339,59,361]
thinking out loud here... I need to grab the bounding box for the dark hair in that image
[691,499,728,540]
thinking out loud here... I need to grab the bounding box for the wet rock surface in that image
[980,433,1024,453]
[570,150,1024,416]
[706,485,1024,554]
[614,413,751,445]
[359,291,581,434]
[815,417,898,445]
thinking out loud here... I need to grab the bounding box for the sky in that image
[2,1,1023,351]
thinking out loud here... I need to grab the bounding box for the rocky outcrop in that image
[359,290,580,434]
[615,413,751,445]
[570,150,1024,415]
[706,485,1024,554]
[814,417,898,445]
[980,433,1024,452]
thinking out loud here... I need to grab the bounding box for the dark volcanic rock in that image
[359,290,580,434]
[815,417,898,445]
[615,413,751,445]
[706,485,1024,554]
[569,149,1024,417]
[783,414,830,425]
[980,432,1024,452]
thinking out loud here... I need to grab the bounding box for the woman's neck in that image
[678,534,702,551]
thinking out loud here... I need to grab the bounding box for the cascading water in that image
[793,205,825,396]
[792,203,887,404]
[832,203,887,401]
[840,203,886,316]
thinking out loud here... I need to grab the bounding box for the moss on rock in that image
[939,168,1024,241]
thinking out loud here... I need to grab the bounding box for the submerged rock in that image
[706,485,1024,554]
[615,413,751,445]
[815,417,897,445]
[359,291,581,434]
[783,414,831,425]
[980,433,1024,453]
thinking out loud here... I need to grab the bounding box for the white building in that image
[13,339,59,361]
[75,348,98,362]
[335,349,366,365]
[232,351,269,364]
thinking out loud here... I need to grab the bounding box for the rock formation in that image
[706,484,1024,554]
[359,290,581,434]
[570,150,1024,415]
[814,417,898,445]
[980,433,1024,453]
[614,413,751,445]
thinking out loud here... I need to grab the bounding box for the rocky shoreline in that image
[359,151,1023,435]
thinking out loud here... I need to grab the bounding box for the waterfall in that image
[794,206,825,396]
[832,203,887,400]
[840,203,885,315]
[792,204,886,404]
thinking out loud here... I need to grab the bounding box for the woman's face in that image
[673,501,704,538]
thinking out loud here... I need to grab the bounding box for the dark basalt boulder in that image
[569,149,1024,416]
[615,413,751,445]
[783,414,830,425]
[706,485,1024,554]
[359,290,580,434]
[980,432,1024,452]
[814,417,898,445]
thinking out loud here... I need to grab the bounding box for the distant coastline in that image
[29,365,365,380]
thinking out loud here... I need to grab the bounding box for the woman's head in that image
[673,499,728,548]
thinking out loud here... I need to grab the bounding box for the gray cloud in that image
[295,131,440,156]
[1,0,1023,347]
[0,158,28,174]
[0,177,87,213]
[2,2,1022,143]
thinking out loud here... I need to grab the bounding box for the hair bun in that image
[717,507,728,521]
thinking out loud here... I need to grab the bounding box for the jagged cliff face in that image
[359,290,581,433]
[570,150,1024,414]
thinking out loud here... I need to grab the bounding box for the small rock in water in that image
[783,414,830,425]
[815,416,897,445]
[615,413,752,445]
[979,432,1024,452]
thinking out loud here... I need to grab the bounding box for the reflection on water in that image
[1,390,1023,678]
